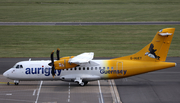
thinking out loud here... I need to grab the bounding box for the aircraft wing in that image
[68,52,94,64]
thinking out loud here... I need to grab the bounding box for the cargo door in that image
[116,62,123,76]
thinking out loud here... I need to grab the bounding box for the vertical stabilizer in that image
[113,28,175,61]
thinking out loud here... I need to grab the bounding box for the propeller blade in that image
[50,51,56,77]
[51,51,54,64]
[56,48,60,60]
[48,51,54,66]
[51,66,55,78]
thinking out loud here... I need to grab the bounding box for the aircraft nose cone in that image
[3,71,8,77]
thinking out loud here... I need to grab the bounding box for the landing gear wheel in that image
[79,82,85,86]
[14,80,19,85]
[14,83,19,85]
[84,81,88,86]
[79,81,88,86]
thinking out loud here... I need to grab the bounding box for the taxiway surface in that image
[0,57,180,103]
[0,75,117,103]
[115,57,180,103]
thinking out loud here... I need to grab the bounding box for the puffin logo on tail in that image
[145,43,160,60]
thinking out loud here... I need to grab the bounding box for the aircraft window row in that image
[62,67,114,71]
[15,65,23,69]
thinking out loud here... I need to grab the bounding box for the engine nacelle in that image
[54,56,78,70]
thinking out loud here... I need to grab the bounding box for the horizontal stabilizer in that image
[159,33,172,36]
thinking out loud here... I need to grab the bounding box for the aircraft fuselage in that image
[3,59,175,82]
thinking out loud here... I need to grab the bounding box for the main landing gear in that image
[74,77,88,86]
[79,81,88,86]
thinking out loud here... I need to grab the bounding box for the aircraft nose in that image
[3,71,8,77]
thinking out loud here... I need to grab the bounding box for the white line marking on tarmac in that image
[35,81,43,103]
[68,82,71,102]
[98,80,104,103]
[109,80,117,103]
[68,99,70,102]
[109,80,122,103]
[0,98,34,102]
[33,90,36,96]
[6,93,12,95]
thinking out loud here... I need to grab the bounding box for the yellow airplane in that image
[3,28,176,86]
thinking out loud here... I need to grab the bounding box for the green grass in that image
[0,0,180,22]
[0,25,179,57]
[0,0,179,57]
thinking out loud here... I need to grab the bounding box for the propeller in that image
[49,48,60,78]
[50,51,55,77]
[56,48,60,60]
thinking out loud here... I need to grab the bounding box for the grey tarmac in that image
[0,75,117,103]
[115,57,180,103]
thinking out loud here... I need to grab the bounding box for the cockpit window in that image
[16,65,19,68]
[20,65,23,68]
[15,65,23,69]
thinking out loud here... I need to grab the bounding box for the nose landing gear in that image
[14,80,19,85]
[6,80,19,85]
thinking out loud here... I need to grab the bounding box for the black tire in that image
[14,83,19,85]
[84,81,88,85]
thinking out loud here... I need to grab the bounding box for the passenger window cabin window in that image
[103,67,105,69]
[87,67,89,70]
[99,67,101,70]
[74,67,77,70]
[79,68,81,70]
[111,67,113,70]
[107,67,109,69]
[95,67,97,70]
[91,67,93,70]
[70,68,72,70]
[83,67,85,70]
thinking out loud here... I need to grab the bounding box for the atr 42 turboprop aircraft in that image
[3,28,176,86]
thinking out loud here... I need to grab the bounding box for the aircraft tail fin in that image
[113,28,175,62]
